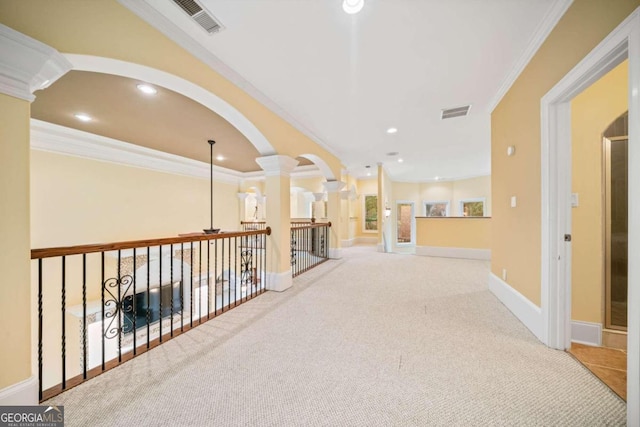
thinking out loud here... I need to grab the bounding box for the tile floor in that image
[568,342,627,400]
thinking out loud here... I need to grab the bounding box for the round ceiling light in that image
[386,127,398,134]
[343,0,364,14]
[136,84,157,95]
[216,155,225,161]
[74,113,92,122]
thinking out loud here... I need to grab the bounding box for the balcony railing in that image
[31,228,270,401]
[290,222,331,277]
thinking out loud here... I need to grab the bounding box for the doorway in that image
[395,201,415,246]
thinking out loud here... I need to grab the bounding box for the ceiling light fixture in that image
[398,158,404,163]
[386,127,398,134]
[434,176,440,181]
[216,155,225,161]
[137,84,157,95]
[74,113,92,122]
[343,0,364,15]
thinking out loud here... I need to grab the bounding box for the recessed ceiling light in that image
[398,158,404,163]
[434,176,441,181]
[74,113,92,122]
[367,172,371,176]
[343,0,364,14]
[386,127,398,134]
[216,155,225,161]
[136,84,157,95]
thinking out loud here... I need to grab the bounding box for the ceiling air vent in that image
[441,105,471,120]
[171,0,223,34]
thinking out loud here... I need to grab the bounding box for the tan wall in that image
[0,94,32,390]
[491,0,639,306]
[31,150,239,247]
[571,60,628,324]
[0,0,343,178]
[416,218,491,249]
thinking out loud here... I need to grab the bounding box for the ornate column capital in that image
[255,155,299,177]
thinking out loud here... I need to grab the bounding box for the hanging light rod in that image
[203,139,220,234]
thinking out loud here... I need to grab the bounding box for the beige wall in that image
[31,150,239,247]
[491,0,639,306]
[416,218,491,249]
[0,94,32,390]
[0,0,343,178]
[571,60,628,324]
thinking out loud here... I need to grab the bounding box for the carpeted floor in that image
[46,245,626,426]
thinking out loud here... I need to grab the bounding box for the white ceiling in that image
[122,0,567,181]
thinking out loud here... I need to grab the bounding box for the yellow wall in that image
[491,0,639,306]
[0,94,32,390]
[452,176,492,217]
[416,218,491,249]
[31,150,239,247]
[0,0,343,178]
[571,60,628,323]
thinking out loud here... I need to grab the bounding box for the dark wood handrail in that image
[31,227,271,260]
[291,222,331,230]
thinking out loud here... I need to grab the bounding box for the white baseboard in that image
[328,248,342,259]
[355,237,377,245]
[416,246,491,260]
[0,376,38,406]
[341,239,354,248]
[489,273,544,342]
[376,243,385,253]
[571,320,602,346]
[266,270,292,292]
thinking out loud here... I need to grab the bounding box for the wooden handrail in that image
[31,227,271,260]
[291,222,331,230]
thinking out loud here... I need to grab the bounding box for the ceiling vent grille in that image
[171,0,223,34]
[441,105,471,120]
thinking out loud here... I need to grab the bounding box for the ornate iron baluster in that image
[103,275,134,340]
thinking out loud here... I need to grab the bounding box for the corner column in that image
[0,24,71,405]
[237,192,248,222]
[255,155,299,291]
[322,180,346,258]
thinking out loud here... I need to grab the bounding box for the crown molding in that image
[30,120,325,184]
[117,0,342,161]
[487,0,574,113]
[0,24,72,101]
[30,120,242,184]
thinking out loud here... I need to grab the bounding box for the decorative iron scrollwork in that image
[103,275,134,339]
[240,250,253,287]
[320,233,325,256]
[290,236,297,266]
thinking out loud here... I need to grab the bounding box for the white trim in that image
[30,120,242,184]
[487,0,574,112]
[0,24,72,101]
[458,197,486,217]
[415,246,490,260]
[355,236,377,245]
[0,376,38,406]
[64,54,275,156]
[341,238,355,248]
[571,321,602,347]
[540,8,640,423]
[116,0,340,161]
[489,273,544,342]
[328,248,342,259]
[266,270,292,292]
[255,155,299,177]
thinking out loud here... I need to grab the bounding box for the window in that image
[363,194,378,232]
[459,198,485,217]
[396,201,415,244]
[424,200,449,217]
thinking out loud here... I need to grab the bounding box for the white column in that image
[255,155,299,291]
[237,192,249,222]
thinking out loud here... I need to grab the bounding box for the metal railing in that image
[240,221,267,231]
[290,222,331,277]
[31,228,270,401]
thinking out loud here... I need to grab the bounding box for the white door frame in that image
[395,200,416,246]
[540,7,640,423]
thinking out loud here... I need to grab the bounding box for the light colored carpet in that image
[46,245,626,426]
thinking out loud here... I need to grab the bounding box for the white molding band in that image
[322,180,346,193]
[341,238,355,248]
[355,237,378,245]
[487,0,574,112]
[266,270,293,292]
[571,320,602,347]
[328,248,342,259]
[30,120,323,183]
[255,155,299,177]
[415,246,491,260]
[0,24,71,101]
[0,375,38,406]
[489,273,544,343]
